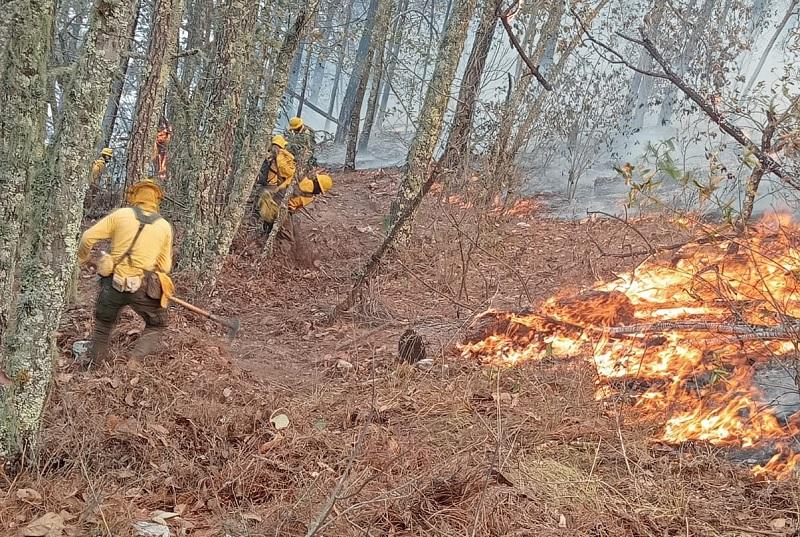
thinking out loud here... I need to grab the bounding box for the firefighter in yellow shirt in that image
[77,178,175,363]
[86,147,113,215]
[256,135,296,233]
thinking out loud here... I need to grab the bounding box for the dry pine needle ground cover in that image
[2,169,799,536]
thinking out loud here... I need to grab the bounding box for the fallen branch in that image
[604,320,800,340]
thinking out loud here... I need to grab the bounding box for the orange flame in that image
[460,215,800,478]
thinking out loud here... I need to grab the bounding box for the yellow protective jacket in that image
[78,205,174,279]
[90,159,106,184]
[289,174,333,212]
[267,148,296,190]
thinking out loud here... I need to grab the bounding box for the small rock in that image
[414,358,435,370]
[336,359,353,370]
[771,518,787,530]
[134,521,170,537]
[71,340,91,362]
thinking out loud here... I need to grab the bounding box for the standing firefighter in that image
[77,179,175,364]
[152,119,172,179]
[286,116,316,168]
[256,134,296,234]
[86,147,113,214]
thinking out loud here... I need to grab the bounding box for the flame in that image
[460,215,800,478]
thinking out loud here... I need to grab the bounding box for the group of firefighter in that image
[79,116,332,365]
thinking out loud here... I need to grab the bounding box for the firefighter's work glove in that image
[156,272,175,308]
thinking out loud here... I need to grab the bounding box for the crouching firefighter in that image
[77,178,176,364]
[288,173,333,212]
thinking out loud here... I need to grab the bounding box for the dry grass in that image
[2,169,799,536]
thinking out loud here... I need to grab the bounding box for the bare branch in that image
[498,1,553,91]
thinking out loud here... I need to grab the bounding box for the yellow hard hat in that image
[126,177,164,206]
[101,147,113,157]
[271,134,288,149]
[317,174,333,192]
[288,117,304,131]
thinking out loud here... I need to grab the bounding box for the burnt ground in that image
[2,169,800,536]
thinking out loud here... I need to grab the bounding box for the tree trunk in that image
[326,0,354,131]
[438,0,498,173]
[179,0,259,278]
[345,48,375,170]
[335,0,380,143]
[126,0,185,183]
[297,42,313,117]
[358,0,397,152]
[307,0,336,104]
[98,0,143,152]
[387,0,477,243]
[492,1,563,174]
[742,0,799,96]
[0,0,134,459]
[188,6,317,291]
[657,0,718,126]
[0,0,53,346]
[377,0,409,128]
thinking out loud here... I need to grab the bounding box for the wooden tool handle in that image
[170,296,212,318]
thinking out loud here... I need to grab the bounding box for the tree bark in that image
[438,0,498,173]
[377,0,409,128]
[326,0,354,131]
[345,48,374,170]
[742,0,799,96]
[737,109,778,230]
[179,0,260,278]
[0,0,134,459]
[0,0,54,346]
[190,6,317,291]
[492,1,563,175]
[126,0,185,182]
[97,0,143,152]
[387,0,477,243]
[358,0,397,152]
[335,0,380,143]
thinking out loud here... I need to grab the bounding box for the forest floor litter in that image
[2,169,799,536]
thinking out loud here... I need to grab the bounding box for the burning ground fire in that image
[460,214,800,478]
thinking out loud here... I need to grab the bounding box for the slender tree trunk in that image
[345,49,375,170]
[326,0,354,131]
[742,0,799,96]
[297,43,313,117]
[658,0,717,126]
[358,0,397,151]
[98,0,143,151]
[388,0,477,243]
[438,0,498,173]
[738,110,778,230]
[1,0,134,459]
[493,1,563,173]
[335,0,380,143]
[179,0,259,277]
[377,0,409,128]
[0,0,53,345]
[126,0,185,182]
[307,0,337,104]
